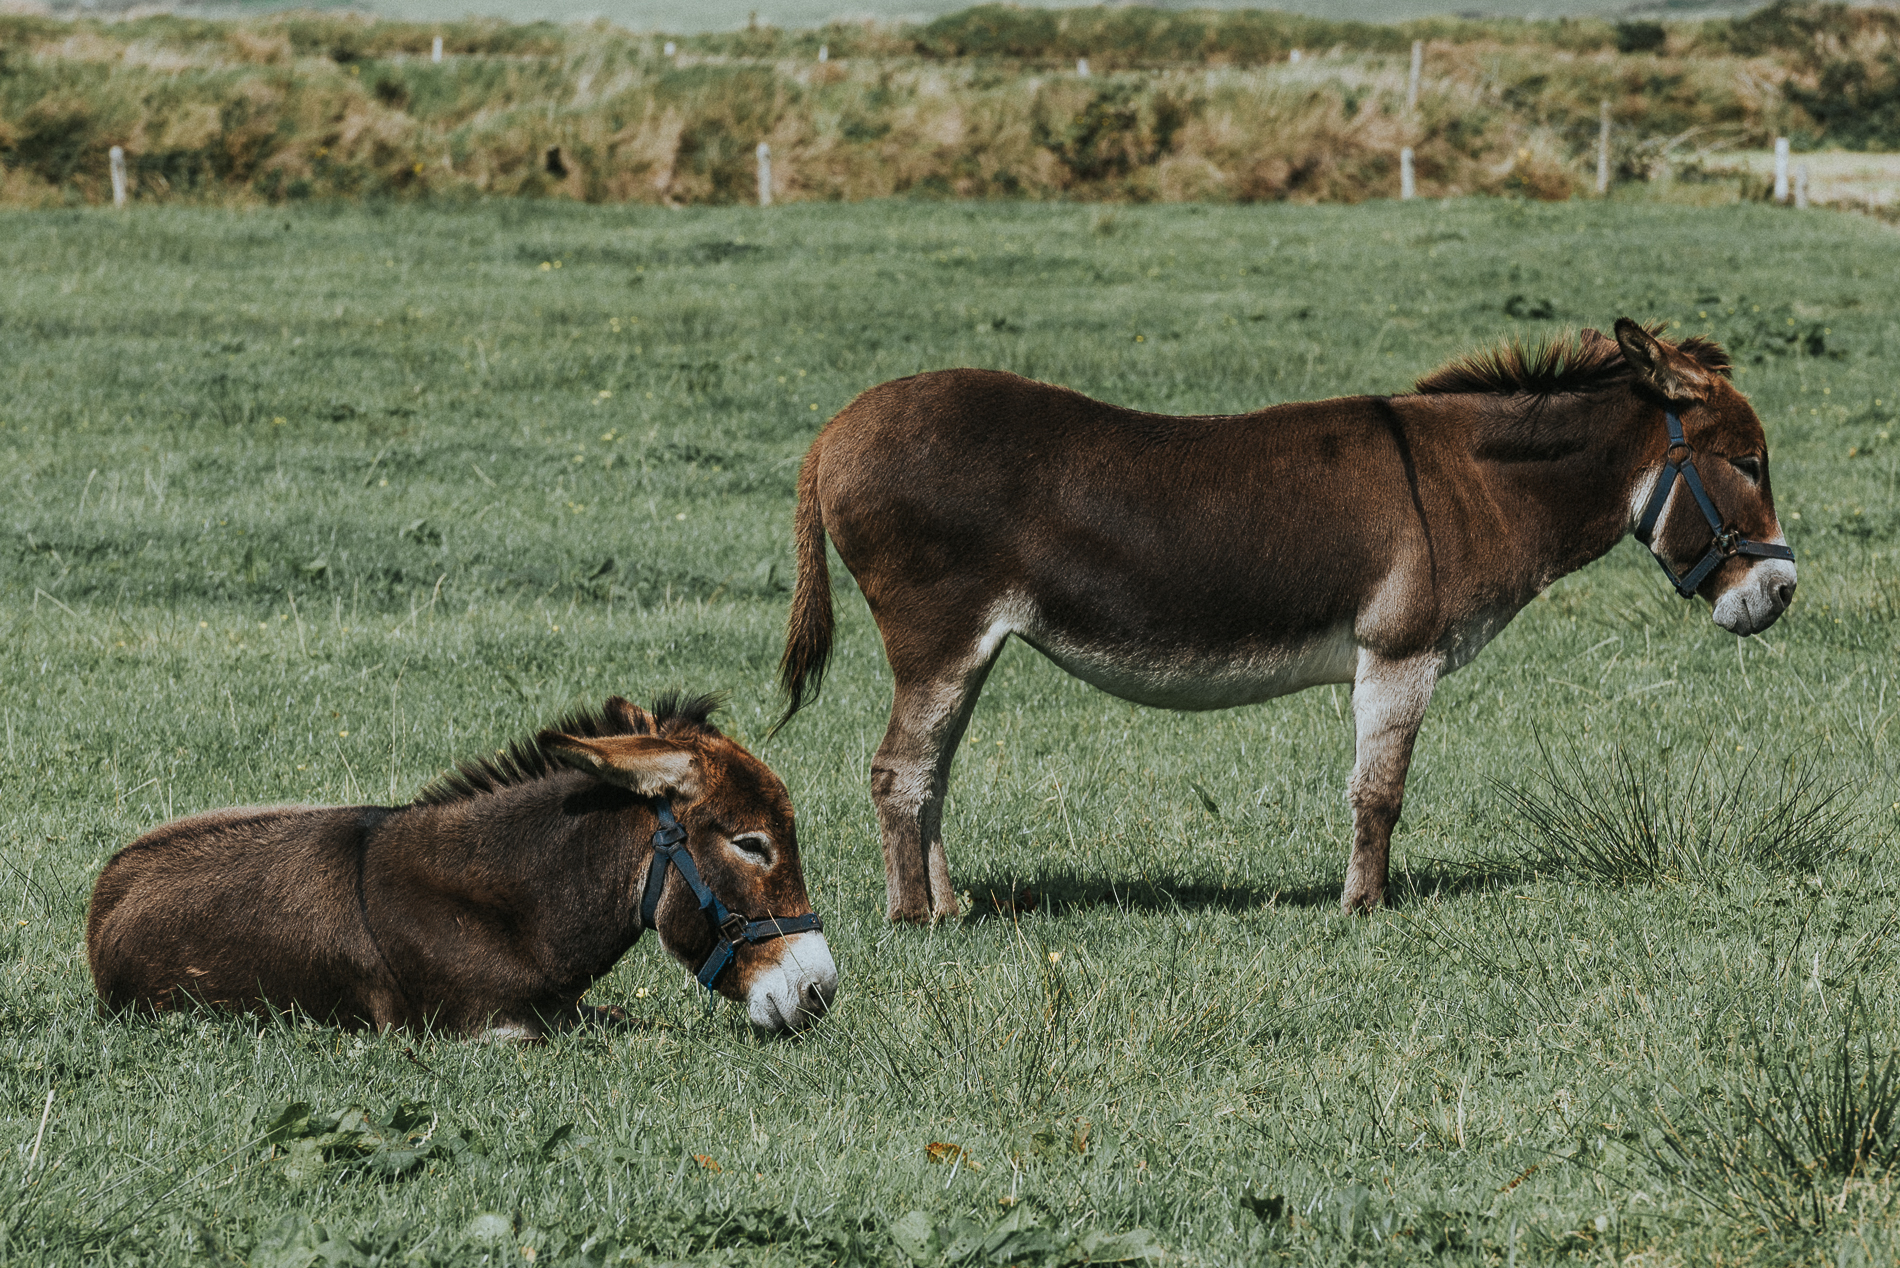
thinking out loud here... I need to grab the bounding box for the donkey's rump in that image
[87,805,390,1024]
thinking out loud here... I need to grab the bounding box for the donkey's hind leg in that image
[871,631,1007,924]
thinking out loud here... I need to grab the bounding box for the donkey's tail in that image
[771,444,835,737]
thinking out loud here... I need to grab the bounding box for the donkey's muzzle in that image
[1713,555,1796,636]
[747,931,838,1034]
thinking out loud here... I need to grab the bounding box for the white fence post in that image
[756,142,772,207]
[1288,48,1301,64]
[1076,56,1090,77]
[1794,161,1809,209]
[432,35,442,63]
[1596,100,1610,195]
[817,43,827,62]
[664,41,677,57]
[1407,40,1421,111]
[1400,147,1415,200]
[1773,137,1790,202]
[109,145,127,207]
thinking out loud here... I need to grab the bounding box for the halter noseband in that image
[639,800,823,992]
[1633,409,1794,599]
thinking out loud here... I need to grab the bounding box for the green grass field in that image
[2,195,1897,1265]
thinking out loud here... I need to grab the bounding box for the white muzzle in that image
[745,931,838,1033]
[1713,555,1797,636]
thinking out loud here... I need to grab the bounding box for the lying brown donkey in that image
[776,320,1795,921]
[88,694,838,1037]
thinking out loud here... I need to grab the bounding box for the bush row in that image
[0,1,1892,208]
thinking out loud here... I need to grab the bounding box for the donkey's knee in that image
[479,1021,545,1044]
[869,760,908,805]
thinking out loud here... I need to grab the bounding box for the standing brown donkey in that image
[89,694,838,1036]
[776,320,1795,922]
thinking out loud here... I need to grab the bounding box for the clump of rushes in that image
[1642,1000,1900,1233]
[1495,740,1858,885]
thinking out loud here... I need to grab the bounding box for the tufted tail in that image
[770,445,834,737]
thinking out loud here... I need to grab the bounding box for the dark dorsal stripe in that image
[413,692,722,807]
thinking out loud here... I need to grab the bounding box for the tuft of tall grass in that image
[1495,740,1860,886]
[1642,1001,1900,1233]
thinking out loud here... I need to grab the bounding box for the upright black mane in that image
[414,692,722,806]
[1412,324,1730,398]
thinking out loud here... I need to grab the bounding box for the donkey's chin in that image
[745,932,839,1035]
[1712,557,1797,637]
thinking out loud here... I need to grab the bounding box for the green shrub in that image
[1614,21,1668,54]
[1787,54,1900,150]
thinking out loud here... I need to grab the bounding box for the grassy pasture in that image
[1,195,1898,1264]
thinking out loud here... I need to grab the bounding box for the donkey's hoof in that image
[887,903,934,925]
[1340,887,1384,915]
[582,1003,631,1027]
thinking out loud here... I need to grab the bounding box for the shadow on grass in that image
[1388,856,1536,907]
[958,859,1524,920]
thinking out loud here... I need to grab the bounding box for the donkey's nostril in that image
[1775,581,1795,610]
[800,979,831,1018]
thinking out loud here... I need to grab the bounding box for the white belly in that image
[1016,622,1359,711]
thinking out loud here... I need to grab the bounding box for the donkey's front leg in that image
[1341,650,1442,914]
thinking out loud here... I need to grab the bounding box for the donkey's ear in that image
[1615,317,1714,403]
[548,734,701,798]
[603,696,652,733]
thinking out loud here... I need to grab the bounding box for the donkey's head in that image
[1614,318,1796,636]
[551,697,837,1034]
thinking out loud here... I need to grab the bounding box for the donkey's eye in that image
[1731,456,1763,484]
[729,834,773,862]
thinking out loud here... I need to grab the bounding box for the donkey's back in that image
[88,805,392,1025]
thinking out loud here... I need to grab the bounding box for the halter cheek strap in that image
[1633,410,1794,599]
[638,800,823,992]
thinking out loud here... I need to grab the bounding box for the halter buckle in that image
[720,911,749,942]
[1712,527,1742,557]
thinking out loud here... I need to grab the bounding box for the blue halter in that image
[1634,410,1794,599]
[638,800,823,992]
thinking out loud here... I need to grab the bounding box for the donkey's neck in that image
[398,773,651,959]
[1467,389,1662,591]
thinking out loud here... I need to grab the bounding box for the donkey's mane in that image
[1412,324,1731,398]
[414,692,722,806]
